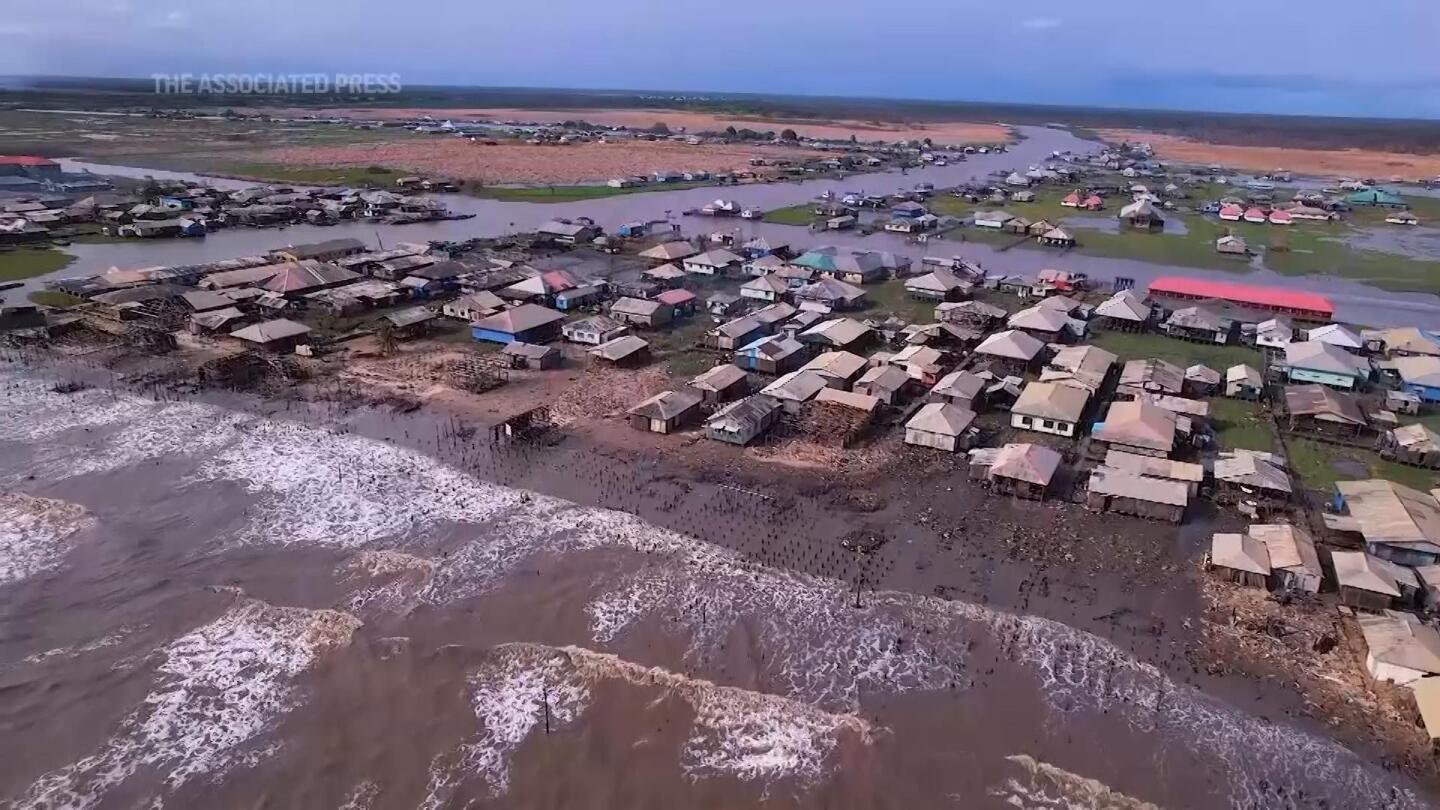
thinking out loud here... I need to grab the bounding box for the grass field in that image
[936,185,1440,294]
[1091,330,1261,369]
[1287,438,1439,492]
[0,248,75,282]
[862,279,936,323]
[762,204,819,226]
[27,290,85,308]
[1208,397,1276,452]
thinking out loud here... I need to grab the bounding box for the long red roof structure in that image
[1148,276,1334,318]
[0,156,58,166]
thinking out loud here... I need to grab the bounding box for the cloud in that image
[1020,17,1062,30]
[150,8,191,29]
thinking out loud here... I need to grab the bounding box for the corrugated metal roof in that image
[1148,276,1334,316]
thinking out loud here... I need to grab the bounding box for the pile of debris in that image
[197,351,305,394]
[1199,577,1430,772]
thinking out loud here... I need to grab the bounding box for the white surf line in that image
[988,753,1160,809]
[18,598,361,810]
[0,491,95,587]
[2,371,1428,807]
[420,643,872,805]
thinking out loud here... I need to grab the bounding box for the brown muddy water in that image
[0,363,1433,809]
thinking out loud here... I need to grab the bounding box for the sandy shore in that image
[243,138,829,186]
[1100,128,1440,180]
[263,106,1014,145]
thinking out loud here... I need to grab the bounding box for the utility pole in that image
[541,679,552,734]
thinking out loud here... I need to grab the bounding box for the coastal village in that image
[10,130,1440,776]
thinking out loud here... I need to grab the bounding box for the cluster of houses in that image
[1206,478,1440,742]
[0,161,458,245]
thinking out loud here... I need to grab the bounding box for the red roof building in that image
[1148,277,1334,321]
[1218,204,1243,221]
[1268,209,1293,225]
[1061,191,1082,208]
[1083,195,1104,210]
[0,155,61,180]
[1243,207,1268,223]
[0,156,58,167]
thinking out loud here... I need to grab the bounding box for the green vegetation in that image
[762,204,819,226]
[26,290,85,308]
[223,162,401,187]
[1208,398,1275,452]
[0,248,75,282]
[1091,329,1261,369]
[863,279,934,323]
[1287,438,1440,493]
[936,184,1440,294]
[470,180,714,203]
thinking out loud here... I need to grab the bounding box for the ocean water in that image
[0,368,1429,809]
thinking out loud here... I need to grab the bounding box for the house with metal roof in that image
[760,370,830,413]
[854,365,912,406]
[705,395,782,446]
[973,329,1045,371]
[609,296,671,329]
[638,241,699,263]
[589,335,651,367]
[1282,384,1369,439]
[682,248,744,276]
[929,370,986,408]
[1208,533,1271,587]
[1011,381,1090,438]
[800,318,873,352]
[1333,479,1440,567]
[1346,189,1406,208]
[1093,399,1177,458]
[1087,466,1189,523]
[1224,364,1264,399]
[471,303,566,345]
[904,403,977,453]
[1248,523,1322,593]
[735,335,807,375]
[904,269,970,302]
[229,318,311,351]
[706,315,766,351]
[689,364,750,404]
[561,314,628,346]
[1332,550,1419,612]
[802,351,868,389]
[501,341,562,370]
[740,273,790,303]
[1391,355,1440,403]
[975,443,1063,499]
[1093,290,1151,330]
[1357,610,1440,685]
[1306,323,1364,352]
[626,389,704,434]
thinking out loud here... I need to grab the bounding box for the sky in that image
[2,0,1438,119]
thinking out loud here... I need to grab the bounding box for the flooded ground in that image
[1348,225,1440,262]
[30,127,1440,328]
[0,362,1433,809]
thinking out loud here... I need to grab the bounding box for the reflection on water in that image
[45,128,1440,328]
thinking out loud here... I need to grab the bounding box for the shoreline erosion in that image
[1,343,1435,807]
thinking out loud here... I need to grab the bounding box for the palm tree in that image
[376,320,397,356]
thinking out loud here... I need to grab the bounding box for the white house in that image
[1010,381,1090,437]
[740,273,790,303]
[1358,610,1440,686]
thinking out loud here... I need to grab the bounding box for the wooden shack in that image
[1085,466,1188,523]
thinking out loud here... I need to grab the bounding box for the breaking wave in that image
[0,491,94,586]
[0,370,1428,807]
[18,598,360,810]
[420,643,871,805]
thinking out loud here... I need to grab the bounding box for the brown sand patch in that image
[261,106,1012,145]
[243,138,828,186]
[1101,128,1440,181]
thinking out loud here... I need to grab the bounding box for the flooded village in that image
[9,105,1440,809]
